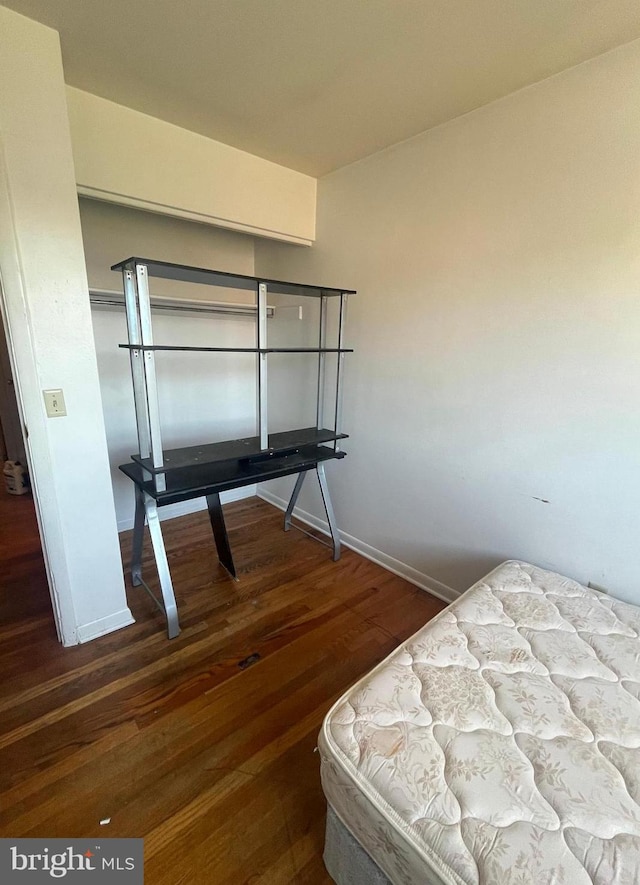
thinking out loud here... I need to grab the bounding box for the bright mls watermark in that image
[0,839,143,883]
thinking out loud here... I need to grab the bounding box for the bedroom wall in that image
[80,198,259,530]
[255,38,640,604]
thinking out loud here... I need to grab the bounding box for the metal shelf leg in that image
[316,462,341,561]
[131,485,145,586]
[145,495,180,639]
[207,492,237,580]
[284,472,307,531]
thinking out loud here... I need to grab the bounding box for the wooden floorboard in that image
[0,489,445,883]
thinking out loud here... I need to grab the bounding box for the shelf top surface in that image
[111,257,356,298]
[118,344,353,354]
[131,426,348,474]
[121,444,346,503]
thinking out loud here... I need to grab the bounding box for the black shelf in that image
[130,426,349,475]
[121,445,346,505]
[111,257,355,299]
[118,344,353,354]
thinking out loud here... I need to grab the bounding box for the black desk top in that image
[120,444,346,507]
[130,427,348,474]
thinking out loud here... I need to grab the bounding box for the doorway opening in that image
[0,299,58,644]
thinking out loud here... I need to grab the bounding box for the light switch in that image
[43,388,67,417]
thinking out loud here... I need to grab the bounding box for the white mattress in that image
[319,560,640,885]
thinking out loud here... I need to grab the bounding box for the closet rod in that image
[89,288,275,318]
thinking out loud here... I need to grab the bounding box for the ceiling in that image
[5,0,640,176]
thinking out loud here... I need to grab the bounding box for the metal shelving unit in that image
[113,256,355,638]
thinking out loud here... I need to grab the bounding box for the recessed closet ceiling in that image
[5,0,640,175]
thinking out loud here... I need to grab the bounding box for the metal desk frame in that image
[113,257,354,639]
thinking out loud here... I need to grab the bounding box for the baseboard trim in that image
[117,485,257,533]
[75,608,136,644]
[258,489,459,605]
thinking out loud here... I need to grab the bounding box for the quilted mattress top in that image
[320,560,640,885]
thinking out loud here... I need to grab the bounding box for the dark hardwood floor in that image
[0,490,445,883]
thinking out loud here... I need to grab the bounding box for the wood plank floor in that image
[0,490,446,883]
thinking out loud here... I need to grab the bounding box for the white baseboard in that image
[75,608,136,644]
[258,488,459,605]
[117,484,257,533]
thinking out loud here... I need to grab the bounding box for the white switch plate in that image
[43,388,67,417]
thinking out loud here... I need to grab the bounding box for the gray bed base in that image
[324,803,392,885]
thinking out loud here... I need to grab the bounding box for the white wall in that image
[0,7,132,644]
[68,87,317,246]
[255,39,640,604]
[80,199,259,529]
